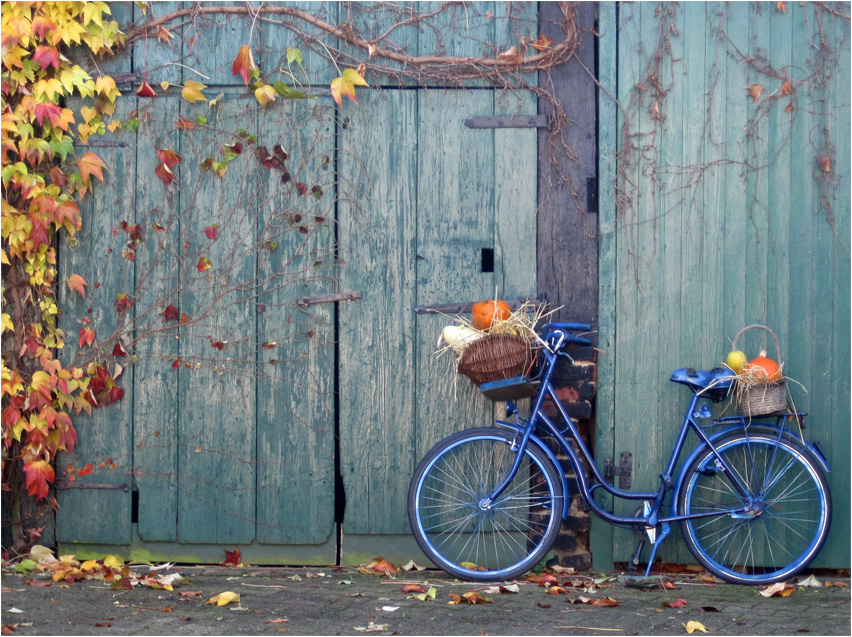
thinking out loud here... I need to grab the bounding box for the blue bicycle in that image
[408,322,832,584]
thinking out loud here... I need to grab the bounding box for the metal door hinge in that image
[604,452,633,490]
[464,114,550,130]
[297,291,362,307]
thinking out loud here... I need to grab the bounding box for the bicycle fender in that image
[670,424,831,517]
[495,421,572,519]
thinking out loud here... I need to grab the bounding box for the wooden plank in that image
[132,2,183,85]
[254,100,336,549]
[259,1,339,88]
[56,98,137,546]
[592,0,618,572]
[132,96,183,542]
[495,90,537,299]
[537,0,598,323]
[182,1,258,86]
[338,90,418,537]
[414,90,499,460]
[175,98,257,544]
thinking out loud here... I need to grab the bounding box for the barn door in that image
[336,88,538,563]
[57,95,338,564]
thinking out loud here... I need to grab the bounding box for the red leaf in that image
[77,463,94,477]
[232,45,258,86]
[33,102,61,126]
[155,163,176,184]
[204,225,218,240]
[401,584,425,594]
[136,80,158,98]
[161,304,180,322]
[78,327,96,348]
[31,15,58,40]
[197,256,212,272]
[112,342,128,358]
[220,547,241,566]
[176,118,195,130]
[172,358,181,370]
[662,598,689,608]
[157,148,182,170]
[67,274,88,298]
[32,45,60,71]
[296,182,308,195]
[24,460,55,500]
[77,152,107,184]
[107,385,124,404]
[114,293,132,315]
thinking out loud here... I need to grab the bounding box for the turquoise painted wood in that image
[337,88,538,560]
[57,2,540,564]
[598,1,850,568]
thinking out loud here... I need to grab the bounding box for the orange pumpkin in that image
[746,351,782,382]
[470,299,511,330]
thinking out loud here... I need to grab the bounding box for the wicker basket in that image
[458,334,534,386]
[731,325,788,416]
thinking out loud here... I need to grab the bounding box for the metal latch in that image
[604,452,633,490]
[55,482,131,491]
[464,114,550,130]
[296,291,362,307]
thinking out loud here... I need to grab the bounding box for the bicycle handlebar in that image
[541,322,595,347]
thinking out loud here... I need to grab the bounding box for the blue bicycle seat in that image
[670,367,735,394]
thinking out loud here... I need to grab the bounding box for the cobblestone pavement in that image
[2,566,850,635]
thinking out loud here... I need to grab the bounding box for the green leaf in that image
[286,47,303,66]
[195,115,208,125]
[273,80,289,95]
[125,118,139,133]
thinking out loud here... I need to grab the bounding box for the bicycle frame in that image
[483,339,799,552]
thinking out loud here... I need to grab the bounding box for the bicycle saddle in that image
[670,367,735,393]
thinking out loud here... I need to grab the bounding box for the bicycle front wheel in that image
[408,428,564,582]
[678,433,831,585]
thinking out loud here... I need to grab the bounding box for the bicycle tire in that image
[408,428,564,582]
[677,433,831,585]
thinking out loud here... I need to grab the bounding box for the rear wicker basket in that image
[731,325,788,416]
[457,334,534,386]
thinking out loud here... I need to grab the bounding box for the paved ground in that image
[2,565,849,636]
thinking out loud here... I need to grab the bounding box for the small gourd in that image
[470,299,511,331]
[746,350,782,382]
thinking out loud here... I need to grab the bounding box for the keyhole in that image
[481,248,494,273]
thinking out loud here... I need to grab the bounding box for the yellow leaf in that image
[683,621,708,634]
[103,555,124,569]
[160,81,170,91]
[181,80,207,104]
[254,84,276,106]
[80,106,98,124]
[330,68,368,106]
[80,560,100,571]
[95,75,120,102]
[206,591,240,606]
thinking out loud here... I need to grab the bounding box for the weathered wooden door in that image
[54,7,538,562]
[595,2,850,569]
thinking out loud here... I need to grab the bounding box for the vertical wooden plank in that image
[825,8,851,567]
[175,97,257,544]
[182,2,258,86]
[537,0,598,323]
[132,96,182,542]
[254,100,336,550]
[132,2,183,86]
[259,1,339,88]
[414,90,497,459]
[593,0,618,572]
[417,1,494,59]
[495,90,537,298]
[56,99,137,546]
[338,91,418,536]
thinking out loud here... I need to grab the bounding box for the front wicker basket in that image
[457,334,534,386]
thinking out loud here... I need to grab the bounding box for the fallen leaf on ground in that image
[662,598,689,608]
[265,618,289,624]
[796,574,821,587]
[354,622,389,633]
[448,591,492,605]
[683,620,708,633]
[206,591,240,606]
[401,584,425,594]
[400,560,427,572]
[407,586,437,601]
[759,582,795,598]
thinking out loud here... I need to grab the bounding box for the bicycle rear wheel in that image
[408,428,564,582]
[677,433,831,585]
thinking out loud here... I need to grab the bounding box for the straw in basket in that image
[731,324,787,416]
